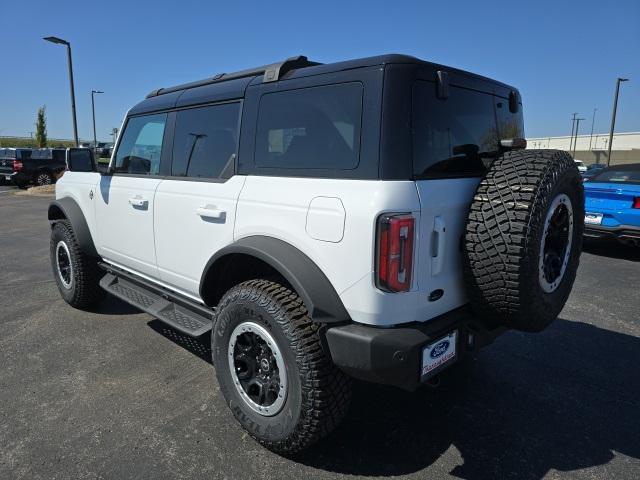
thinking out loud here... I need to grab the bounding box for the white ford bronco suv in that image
[49,55,584,453]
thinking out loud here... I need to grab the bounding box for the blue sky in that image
[1,0,638,141]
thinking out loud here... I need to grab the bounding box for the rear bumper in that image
[325,307,505,391]
[584,223,640,244]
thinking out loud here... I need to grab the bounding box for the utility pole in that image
[569,113,578,152]
[588,108,597,151]
[606,77,629,166]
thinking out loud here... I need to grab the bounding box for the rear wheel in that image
[212,279,351,454]
[464,149,584,332]
[50,220,105,309]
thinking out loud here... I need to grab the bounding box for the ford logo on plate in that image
[430,340,450,359]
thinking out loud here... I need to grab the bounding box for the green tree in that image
[35,106,47,148]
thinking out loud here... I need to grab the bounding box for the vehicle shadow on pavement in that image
[288,318,640,479]
[147,319,212,364]
[583,239,640,261]
[94,296,141,315]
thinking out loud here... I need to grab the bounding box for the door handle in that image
[196,205,226,219]
[128,196,148,208]
[431,216,446,276]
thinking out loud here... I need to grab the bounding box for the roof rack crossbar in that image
[146,55,320,98]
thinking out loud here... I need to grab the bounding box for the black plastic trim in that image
[48,198,98,257]
[325,307,505,390]
[200,236,351,324]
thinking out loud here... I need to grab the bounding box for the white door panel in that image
[95,175,162,278]
[235,176,421,297]
[154,176,246,295]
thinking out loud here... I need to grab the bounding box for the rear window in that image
[255,83,363,170]
[412,82,501,178]
[593,168,640,185]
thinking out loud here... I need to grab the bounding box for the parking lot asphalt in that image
[1,193,639,480]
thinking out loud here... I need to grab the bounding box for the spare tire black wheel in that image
[463,149,584,332]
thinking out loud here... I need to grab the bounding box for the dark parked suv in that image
[0,148,66,187]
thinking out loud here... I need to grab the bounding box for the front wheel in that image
[212,279,351,454]
[50,220,105,309]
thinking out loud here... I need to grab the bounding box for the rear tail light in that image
[376,213,415,292]
[633,197,640,209]
[13,160,23,172]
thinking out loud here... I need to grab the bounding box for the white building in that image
[526,132,640,165]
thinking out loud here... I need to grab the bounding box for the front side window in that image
[171,102,240,179]
[255,83,363,170]
[114,113,167,175]
[413,82,500,178]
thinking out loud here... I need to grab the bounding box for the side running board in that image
[99,266,213,337]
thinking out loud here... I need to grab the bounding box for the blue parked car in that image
[583,163,640,246]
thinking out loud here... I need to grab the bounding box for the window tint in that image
[413,82,499,178]
[593,168,640,185]
[495,96,524,140]
[255,83,363,170]
[114,113,167,175]
[17,149,32,160]
[171,103,240,178]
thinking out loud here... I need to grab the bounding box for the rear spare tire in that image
[463,149,584,332]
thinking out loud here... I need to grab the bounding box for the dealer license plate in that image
[585,212,603,225]
[421,330,457,379]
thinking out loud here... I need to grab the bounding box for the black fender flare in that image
[200,236,351,324]
[48,198,99,257]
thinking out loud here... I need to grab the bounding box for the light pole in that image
[588,108,597,151]
[43,36,79,147]
[606,77,629,166]
[91,90,103,151]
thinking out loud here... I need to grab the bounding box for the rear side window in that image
[114,113,167,175]
[412,82,499,178]
[18,149,32,160]
[171,102,240,179]
[255,83,363,170]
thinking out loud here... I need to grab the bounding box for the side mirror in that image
[500,138,527,151]
[66,148,96,172]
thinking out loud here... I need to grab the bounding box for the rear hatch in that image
[585,181,640,227]
[410,78,524,318]
[0,151,16,176]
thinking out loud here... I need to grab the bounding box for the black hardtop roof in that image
[130,53,518,115]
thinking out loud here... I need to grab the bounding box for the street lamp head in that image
[92,90,104,94]
[618,78,629,82]
[43,36,69,45]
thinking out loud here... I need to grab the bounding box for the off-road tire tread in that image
[215,279,351,454]
[51,220,105,308]
[463,149,583,331]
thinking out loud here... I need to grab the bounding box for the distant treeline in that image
[0,137,76,148]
